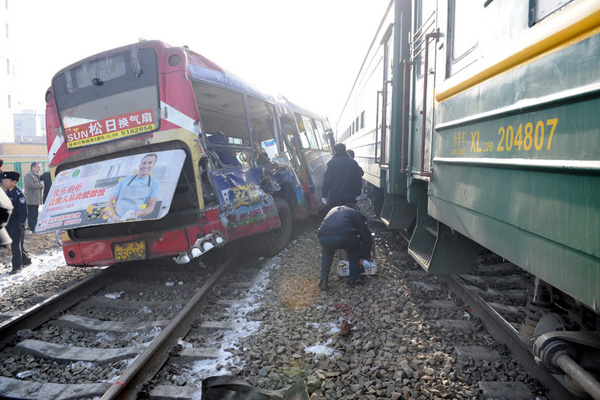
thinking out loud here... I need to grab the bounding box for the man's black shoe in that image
[23,259,32,266]
[9,267,20,275]
[319,280,328,291]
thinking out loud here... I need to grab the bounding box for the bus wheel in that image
[243,198,292,257]
[261,198,292,257]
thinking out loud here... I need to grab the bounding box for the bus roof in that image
[49,39,328,124]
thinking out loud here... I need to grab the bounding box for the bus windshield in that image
[52,46,160,148]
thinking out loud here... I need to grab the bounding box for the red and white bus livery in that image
[41,40,333,266]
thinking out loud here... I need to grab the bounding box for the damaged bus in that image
[39,40,332,266]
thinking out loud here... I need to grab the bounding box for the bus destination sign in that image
[65,109,155,149]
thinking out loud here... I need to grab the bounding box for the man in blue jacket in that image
[321,143,363,209]
[317,203,372,290]
[3,171,31,274]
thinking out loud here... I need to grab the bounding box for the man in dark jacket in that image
[24,162,44,232]
[321,143,363,208]
[40,171,52,203]
[3,171,31,274]
[317,203,372,290]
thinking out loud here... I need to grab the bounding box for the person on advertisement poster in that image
[3,171,31,274]
[104,154,161,222]
[24,162,44,233]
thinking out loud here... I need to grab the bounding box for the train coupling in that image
[173,232,225,264]
[533,330,600,399]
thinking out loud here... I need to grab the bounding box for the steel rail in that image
[0,264,123,349]
[440,274,578,400]
[101,249,240,400]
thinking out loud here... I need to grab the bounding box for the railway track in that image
[375,215,585,399]
[0,249,247,399]
[437,255,580,400]
[1,213,596,399]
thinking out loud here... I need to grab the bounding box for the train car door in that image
[410,0,438,177]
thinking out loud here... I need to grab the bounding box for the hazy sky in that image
[12,0,389,125]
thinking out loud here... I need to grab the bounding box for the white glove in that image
[321,197,327,205]
[355,196,360,201]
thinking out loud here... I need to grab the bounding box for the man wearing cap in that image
[321,143,363,209]
[3,171,31,274]
[24,162,44,233]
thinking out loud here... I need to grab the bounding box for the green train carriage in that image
[338,0,600,396]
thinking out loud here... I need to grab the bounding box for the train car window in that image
[450,1,480,63]
[360,111,365,129]
[530,0,573,25]
[448,1,530,77]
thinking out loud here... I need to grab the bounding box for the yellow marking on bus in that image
[436,0,600,102]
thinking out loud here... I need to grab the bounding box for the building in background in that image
[13,110,45,143]
[0,0,16,143]
[0,1,46,148]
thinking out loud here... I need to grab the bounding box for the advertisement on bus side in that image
[36,149,185,233]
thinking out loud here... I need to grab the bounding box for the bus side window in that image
[206,131,241,167]
[281,121,301,167]
[314,119,330,151]
[248,96,284,166]
[295,113,319,149]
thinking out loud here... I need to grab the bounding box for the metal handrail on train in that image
[419,30,439,177]
[401,59,412,174]
[410,11,436,61]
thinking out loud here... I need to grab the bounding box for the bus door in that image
[196,83,280,239]
[279,116,315,210]
[293,113,331,210]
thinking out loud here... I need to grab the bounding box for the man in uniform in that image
[3,171,31,274]
[24,162,44,232]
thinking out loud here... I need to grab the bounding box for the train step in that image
[408,217,482,274]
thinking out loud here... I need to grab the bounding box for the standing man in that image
[24,162,44,233]
[3,171,31,274]
[105,154,161,222]
[317,203,372,290]
[321,143,363,209]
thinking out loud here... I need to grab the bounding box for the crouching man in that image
[317,203,372,290]
[3,172,31,274]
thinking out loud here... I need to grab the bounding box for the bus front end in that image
[42,41,231,266]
